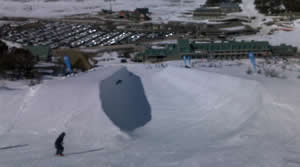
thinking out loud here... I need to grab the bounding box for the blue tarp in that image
[63,56,72,74]
[248,52,256,71]
[100,68,151,131]
[184,56,191,67]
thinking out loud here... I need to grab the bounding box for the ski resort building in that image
[193,7,225,19]
[25,46,51,62]
[218,2,242,13]
[192,40,271,59]
[193,2,241,19]
[135,39,298,62]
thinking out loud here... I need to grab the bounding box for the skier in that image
[55,132,66,156]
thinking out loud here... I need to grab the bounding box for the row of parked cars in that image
[2,21,175,49]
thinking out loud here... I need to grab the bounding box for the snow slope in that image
[1,63,300,166]
[0,66,128,166]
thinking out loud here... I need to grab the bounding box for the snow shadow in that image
[100,67,152,132]
[65,148,104,156]
[0,86,21,91]
[0,144,29,150]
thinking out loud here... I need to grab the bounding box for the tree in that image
[205,0,234,6]
[1,48,37,79]
[254,0,300,14]
[283,0,300,12]
[0,41,9,76]
[0,40,8,56]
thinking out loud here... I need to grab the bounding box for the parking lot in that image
[1,21,174,49]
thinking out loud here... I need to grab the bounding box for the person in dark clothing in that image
[55,132,66,156]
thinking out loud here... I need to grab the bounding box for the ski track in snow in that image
[3,84,41,135]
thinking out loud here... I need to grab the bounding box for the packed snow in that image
[1,60,300,166]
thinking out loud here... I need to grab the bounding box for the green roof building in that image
[25,46,51,62]
[192,40,271,57]
[135,39,297,62]
[219,2,242,13]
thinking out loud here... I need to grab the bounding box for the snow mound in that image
[1,64,300,167]
[140,66,263,141]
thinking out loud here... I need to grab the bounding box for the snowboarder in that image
[55,132,66,156]
[116,79,122,85]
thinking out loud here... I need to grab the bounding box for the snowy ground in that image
[233,0,300,49]
[236,20,300,49]
[0,0,205,22]
[0,39,22,48]
[236,0,300,48]
[1,60,300,166]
